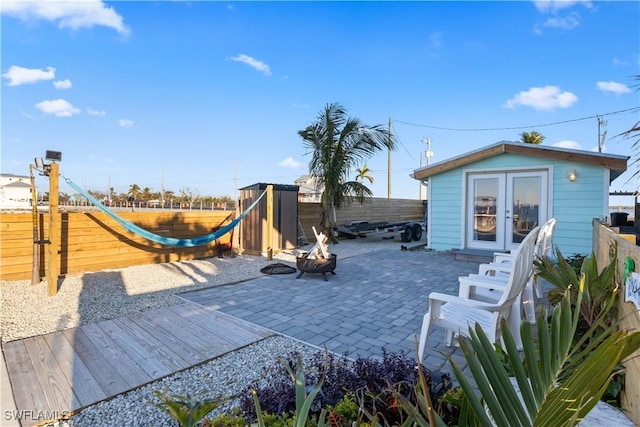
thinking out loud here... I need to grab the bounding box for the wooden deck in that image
[2,301,273,426]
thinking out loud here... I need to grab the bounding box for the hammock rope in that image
[63,176,266,247]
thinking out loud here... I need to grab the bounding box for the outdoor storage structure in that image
[412,141,629,256]
[239,183,299,255]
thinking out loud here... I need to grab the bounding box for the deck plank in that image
[98,319,173,379]
[168,302,270,346]
[22,335,80,416]
[5,301,270,424]
[2,340,49,416]
[111,316,190,372]
[177,294,273,340]
[140,308,217,357]
[62,328,131,396]
[42,332,106,407]
[126,312,203,366]
[167,304,241,352]
[81,323,152,388]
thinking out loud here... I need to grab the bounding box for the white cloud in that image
[551,140,582,150]
[533,1,592,13]
[54,79,72,89]
[612,57,628,67]
[542,13,580,30]
[596,81,631,94]
[35,98,80,117]
[504,85,578,110]
[1,0,130,36]
[87,108,106,116]
[118,119,134,128]
[2,65,55,86]
[279,156,302,168]
[230,54,272,76]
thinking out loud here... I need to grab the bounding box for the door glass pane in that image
[511,176,541,244]
[473,178,497,242]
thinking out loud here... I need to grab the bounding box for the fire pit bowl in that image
[296,253,337,281]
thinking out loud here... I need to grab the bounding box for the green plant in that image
[447,280,640,426]
[535,248,618,334]
[298,103,396,241]
[330,393,359,421]
[152,390,222,427]
[208,411,246,427]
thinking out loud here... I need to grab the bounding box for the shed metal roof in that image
[412,141,629,181]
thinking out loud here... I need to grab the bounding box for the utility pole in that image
[597,116,607,153]
[419,138,433,200]
[388,117,392,199]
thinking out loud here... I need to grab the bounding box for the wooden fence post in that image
[48,162,60,296]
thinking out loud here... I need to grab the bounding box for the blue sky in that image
[2,1,639,203]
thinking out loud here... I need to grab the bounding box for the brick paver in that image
[180,248,481,374]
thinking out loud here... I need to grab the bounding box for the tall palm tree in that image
[355,163,374,184]
[520,131,545,144]
[127,183,141,200]
[618,75,639,187]
[298,102,395,241]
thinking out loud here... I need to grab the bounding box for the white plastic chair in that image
[461,218,556,324]
[417,225,539,363]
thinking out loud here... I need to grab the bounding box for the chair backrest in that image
[534,218,556,260]
[495,225,541,309]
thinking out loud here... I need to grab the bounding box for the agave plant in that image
[152,389,222,427]
[445,279,640,427]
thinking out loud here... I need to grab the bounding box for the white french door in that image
[466,171,547,251]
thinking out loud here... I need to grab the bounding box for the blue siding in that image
[428,153,609,256]
[429,170,463,251]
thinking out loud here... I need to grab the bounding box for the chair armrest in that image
[493,252,513,264]
[478,263,513,276]
[429,292,502,311]
[459,275,507,298]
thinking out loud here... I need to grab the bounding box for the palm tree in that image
[355,163,374,185]
[520,131,545,144]
[298,102,395,241]
[618,75,639,186]
[127,183,141,201]
[141,187,153,201]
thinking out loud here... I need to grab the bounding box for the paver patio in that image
[179,249,481,371]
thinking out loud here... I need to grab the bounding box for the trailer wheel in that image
[412,223,423,241]
[401,225,413,242]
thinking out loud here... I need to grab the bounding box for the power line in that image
[393,106,640,132]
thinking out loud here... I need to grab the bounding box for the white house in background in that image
[295,175,323,203]
[0,173,33,210]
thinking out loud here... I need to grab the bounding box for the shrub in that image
[240,348,428,425]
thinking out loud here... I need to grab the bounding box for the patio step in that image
[453,249,500,263]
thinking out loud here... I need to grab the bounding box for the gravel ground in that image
[0,234,413,426]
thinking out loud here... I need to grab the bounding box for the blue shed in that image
[412,141,629,257]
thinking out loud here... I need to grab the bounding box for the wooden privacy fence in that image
[298,197,425,241]
[1,197,425,282]
[592,219,640,425]
[0,211,235,282]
